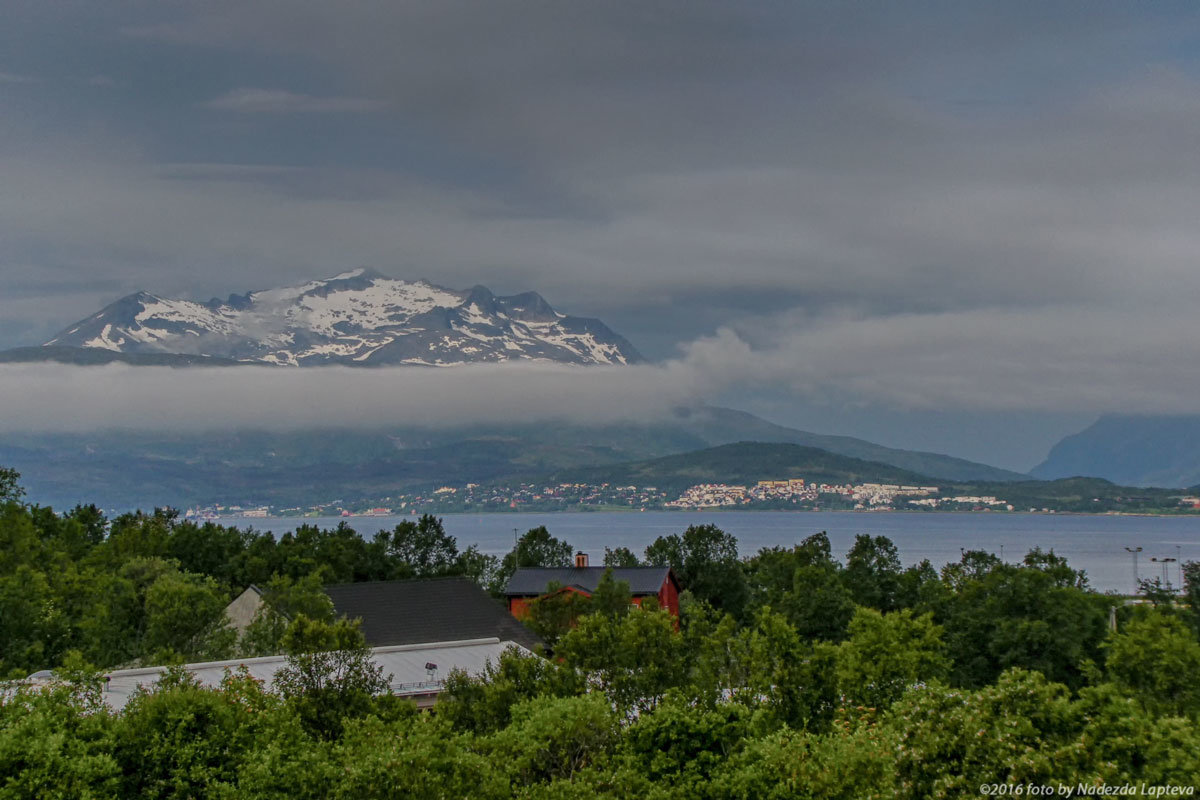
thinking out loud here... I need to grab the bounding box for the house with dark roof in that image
[503,553,680,619]
[225,576,542,652]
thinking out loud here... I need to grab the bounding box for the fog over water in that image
[224,510,1200,596]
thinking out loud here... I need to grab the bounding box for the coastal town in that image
[185,478,1024,519]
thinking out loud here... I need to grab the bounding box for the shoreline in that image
[199,507,1200,523]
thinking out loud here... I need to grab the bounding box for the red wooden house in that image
[503,553,681,619]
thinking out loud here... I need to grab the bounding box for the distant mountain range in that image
[0,406,1025,510]
[1033,414,1200,488]
[29,269,641,367]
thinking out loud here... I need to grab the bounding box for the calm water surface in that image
[221,511,1200,595]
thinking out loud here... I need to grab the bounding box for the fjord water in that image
[231,511,1200,595]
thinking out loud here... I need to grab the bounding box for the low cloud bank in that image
[4,303,1200,433]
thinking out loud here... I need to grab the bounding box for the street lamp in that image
[1124,546,1143,590]
[1151,557,1178,590]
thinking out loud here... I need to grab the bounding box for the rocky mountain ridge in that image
[42,269,642,367]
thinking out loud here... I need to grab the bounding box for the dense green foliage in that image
[0,473,507,678]
[2,468,1199,797]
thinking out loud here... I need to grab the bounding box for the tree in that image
[489,695,620,786]
[0,466,25,503]
[620,697,750,791]
[143,572,236,663]
[274,615,390,739]
[603,546,640,567]
[375,514,459,578]
[556,606,687,715]
[456,544,501,592]
[1183,560,1200,637]
[165,520,249,588]
[591,568,633,618]
[836,608,948,710]
[1106,612,1200,718]
[437,647,584,735]
[496,526,574,590]
[645,524,747,619]
[782,563,856,642]
[1023,547,1088,589]
[937,562,1109,689]
[886,670,1078,798]
[745,532,838,612]
[741,609,839,732]
[844,534,902,612]
[939,549,1000,591]
[113,668,249,798]
[239,573,335,657]
[0,672,120,797]
[333,714,505,800]
[0,566,69,677]
[527,585,593,647]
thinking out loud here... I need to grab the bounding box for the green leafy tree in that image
[556,606,686,715]
[64,504,107,548]
[1183,560,1200,637]
[844,534,903,612]
[886,669,1077,799]
[527,585,593,647]
[497,526,574,590]
[101,508,177,564]
[603,546,640,567]
[710,723,897,800]
[0,501,40,575]
[937,559,1109,689]
[457,544,501,592]
[143,572,236,663]
[333,714,505,800]
[239,573,335,657]
[782,563,856,642]
[0,466,25,503]
[274,615,389,739]
[1023,546,1088,589]
[591,568,633,618]
[166,521,250,588]
[836,608,949,710]
[113,668,250,799]
[741,609,839,732]
[488,694,620,786]
[1106,611,1200,718]
[0,675,120,798]
[0,566,70,677]
[895,559,945,610]
[374,514,459,578]
[437,647,584,735]
[745,532,837,610]
[619,697,750,792]
[645,524,748,619]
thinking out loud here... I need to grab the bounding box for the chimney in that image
[575,552,589,568]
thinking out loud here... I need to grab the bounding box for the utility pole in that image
[1125,546,1143,592]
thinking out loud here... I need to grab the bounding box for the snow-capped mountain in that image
[43,269,643,366]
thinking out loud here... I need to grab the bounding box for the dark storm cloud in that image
[2,0,1200,426]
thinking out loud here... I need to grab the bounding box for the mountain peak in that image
[42,273,642,367]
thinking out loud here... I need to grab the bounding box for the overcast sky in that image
[3,1,1200,470]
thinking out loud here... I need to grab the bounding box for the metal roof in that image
[82,638,529,711]
[323,577,542,651]
[504,566,673,596]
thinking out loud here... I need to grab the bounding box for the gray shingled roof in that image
[504,566,674,597]
[324,577,542,651]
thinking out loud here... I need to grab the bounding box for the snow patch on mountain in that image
[45,271,642,367]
